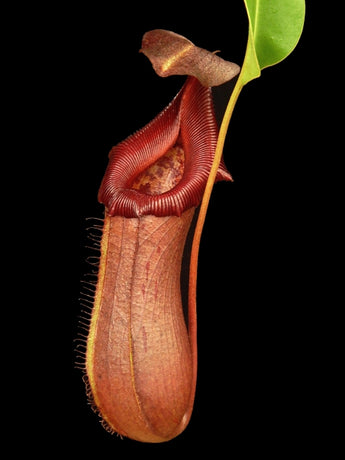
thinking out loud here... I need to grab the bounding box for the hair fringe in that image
[75,215,122,437]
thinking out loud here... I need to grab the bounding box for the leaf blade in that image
[243,0,306,80]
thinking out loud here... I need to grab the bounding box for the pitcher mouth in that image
[98,77,232,218]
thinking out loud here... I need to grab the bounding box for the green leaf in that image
[241,0,306,85]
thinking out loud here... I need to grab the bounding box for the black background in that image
[29,1,336,456]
